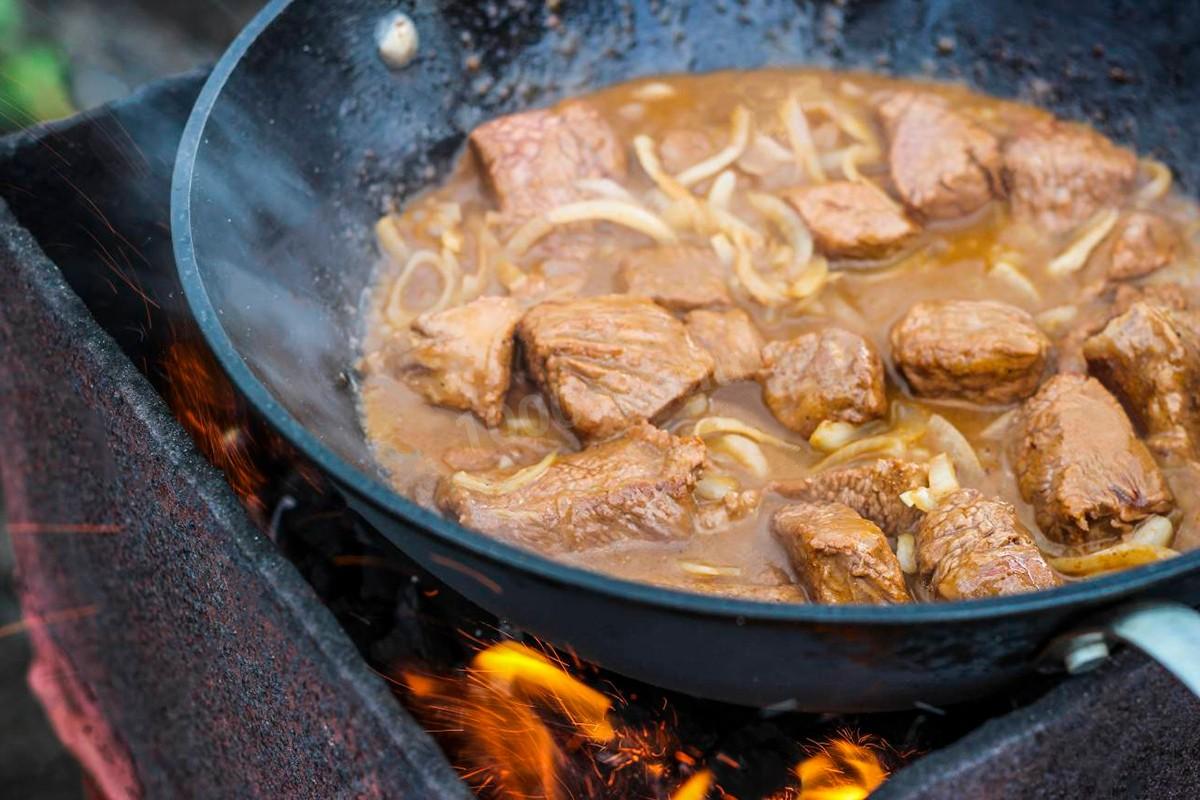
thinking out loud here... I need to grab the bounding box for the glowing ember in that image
[400,641,894,800]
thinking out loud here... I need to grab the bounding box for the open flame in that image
[402,641,892,800]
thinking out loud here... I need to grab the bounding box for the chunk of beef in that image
[1106,212,1178,281]
[1056,283,1191,374]
[916,489,1060,600]
[518,295,714,439]
[616,245,731,310]
[877,93,1001,220]
[890,299,1050,404]
[684,308,764,385]
[402,296,523,426]
[770,458,928,536]
[469,102,627,218]
[1001,120,1137,234]
[784,181,919,260]
[1083,301,1200,460]
[1013,374,1173,545]
[436,422,706,553]
[759,328,887,437]
[771,502,911,604]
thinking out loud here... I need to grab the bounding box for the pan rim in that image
[171,0,1200,627]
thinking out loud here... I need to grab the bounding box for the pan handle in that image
[1047,600,1200,696]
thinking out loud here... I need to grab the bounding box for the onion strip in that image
[1136,158,1172,204]
[1047,208,1120,276]
[505,199,677,256]
[450,451,558,495]
[692,416,806,451]
[1049,542,1178,577]
[675,105,753,187]
[782,93,826,183]
[386,248,459,327]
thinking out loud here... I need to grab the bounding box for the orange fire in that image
[161,336,284,520]
[791,738,889,800]
[401,641,892,800]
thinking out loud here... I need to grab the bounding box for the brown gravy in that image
[357,69,1200,603]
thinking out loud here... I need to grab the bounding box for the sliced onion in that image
[1047,208,1120,276]
[506,199,677,256]
[808,420,864,453]
[675,105,753,188]
[896,533,917,574]
[927,453,960,498]
[711,434,770,478]
[1130,515,1174,548]
[633,135,693,202]
[1136,159,1172,204]
[900,487,939,513]
[450,451,558,495]
[679,560,743,578]
[706,170,737,210]
[1049,542,1178,577]
[989,261,1040,303]
[695,473,739,502]
[632,81,677,101]
[782,93,826,183]
[575,177,637,201]
[375,214,410,265]
[386,248,459,327]
[925,415,985,486]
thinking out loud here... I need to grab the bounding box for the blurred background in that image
[0,2,260,796]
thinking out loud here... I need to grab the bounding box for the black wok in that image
[173,0,1200,711]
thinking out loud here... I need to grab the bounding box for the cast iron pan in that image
[173,0,1200,710]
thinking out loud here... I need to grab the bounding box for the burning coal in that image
[401,641,891,800]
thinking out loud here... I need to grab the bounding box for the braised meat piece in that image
[890,299,1050,404]
[916,489,1060,600]
[518,295,714,439]
[469,102,627,218]
[1105,211,1178,281]
[1084,302,1200,460]
[684,308,764,385]
[877,92,1001,220]
[1056,283,1191,374]
[1013,374,1173,545]
[784,181,919,260]
[616,245,731,310]
[759,328,888,438]
[1001,120,1137,234]
[771,502,911,605]
[770,458,928,536]
[436,423,706,553]
[402,296,523,426]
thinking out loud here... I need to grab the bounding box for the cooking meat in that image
[401,296,523,426]
[436,422,706,553]
[916,489,1060,600]
[770,458,928,536]
[1001,120,1137,234]
[1013,374,1173,545]
[771,502,911,604]
[684,308,764,385]
[1056,282,1191,374]
[363,68,1200,604]
[616,245,732,310]
[784,181,919,260]
[759,328,887,438]
[469,101,627,218]
[1083,301,1200,460]
[890,299,1050,404]
[518,295,714,439]
[1105,211,1178,281]
[877,92,1001,220]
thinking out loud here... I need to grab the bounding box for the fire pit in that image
[0,52,1198,800]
